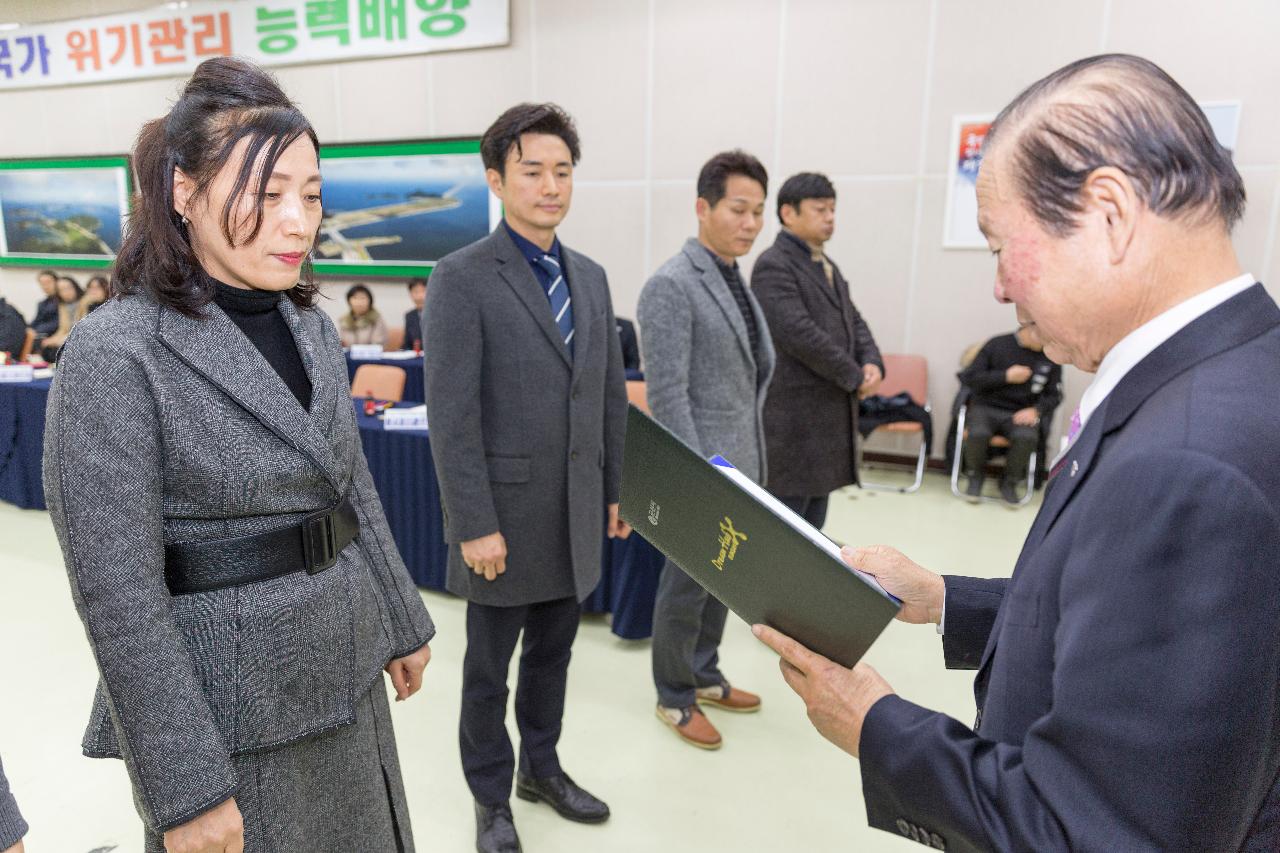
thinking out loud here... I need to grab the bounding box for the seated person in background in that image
[958,323,1061,503]
[0,287,27,358]
[403,277,426,351]
[75,276,109,321]
[615,316,641,372]
[39,275,84,362]
[30,269,60,344]
[339,282,388,348]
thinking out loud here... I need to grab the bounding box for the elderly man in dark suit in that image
[0,756,26,853]
[639,150,776,751]
[424,103,629,853]
[752,172,883,529]
[756,54,1280,851]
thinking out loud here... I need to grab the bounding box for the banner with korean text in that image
[0,0,508,91]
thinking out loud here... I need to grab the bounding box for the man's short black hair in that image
[481,103,581,176]
[697,150,768,207]
[776,172,836,224]
[986,53,1245,234]
[406,277,426,292]
[37,269,56,280]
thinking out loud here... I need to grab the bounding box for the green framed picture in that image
[314,137,497,278]
[0,155,132,269]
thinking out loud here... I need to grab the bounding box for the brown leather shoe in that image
[655,704,722,750]
[696,683,761,713]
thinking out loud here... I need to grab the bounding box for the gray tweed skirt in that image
[143,683,414,853]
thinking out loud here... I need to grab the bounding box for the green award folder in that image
[620,405,901,669]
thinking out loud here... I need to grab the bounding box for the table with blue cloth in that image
[346,354,425,404]
[356,401,664,639]
[0,378,51,511]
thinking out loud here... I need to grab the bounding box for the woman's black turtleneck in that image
[211,280,313,411]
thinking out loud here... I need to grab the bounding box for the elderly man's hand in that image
[753,625,894,758]
[846,545,944,626]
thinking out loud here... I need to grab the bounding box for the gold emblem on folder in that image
[712,516,747,571]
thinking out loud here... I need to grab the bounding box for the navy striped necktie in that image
[534,253,574,356]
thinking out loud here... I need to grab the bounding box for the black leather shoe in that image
[475,801,522,853]
[965,474,984,502]
[516,772,611,823]
[999,480,1021,506]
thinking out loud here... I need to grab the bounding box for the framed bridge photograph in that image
[0,155,131,269]
[313,137,499,278]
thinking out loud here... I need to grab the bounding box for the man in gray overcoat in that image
[424,104,629,853]
[752,172,884,529]
[638,150,776,751]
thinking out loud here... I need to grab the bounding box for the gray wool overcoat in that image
[42,293,435,834]
[637,238,776,484]
[423,226,628,607]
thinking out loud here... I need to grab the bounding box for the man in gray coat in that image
[0,755,26,853]
[639,150,776,750]
[424,103,629,853]
[753,172,883,529]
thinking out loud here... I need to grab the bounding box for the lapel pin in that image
[1070,460,1079,478]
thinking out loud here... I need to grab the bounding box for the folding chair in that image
[858,353,930,494]
[948,402,1037,506]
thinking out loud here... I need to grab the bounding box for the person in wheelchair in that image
[958,323,1062,503]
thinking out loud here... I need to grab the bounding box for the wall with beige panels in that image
[2,0,1278,458]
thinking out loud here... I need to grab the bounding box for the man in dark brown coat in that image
[752,172,883,529]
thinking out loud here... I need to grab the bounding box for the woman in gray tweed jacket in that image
[43,58,435,853]
[0,755,26,852]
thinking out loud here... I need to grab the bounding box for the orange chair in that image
[858,353,930,493]
[626,380,650,414]
[17,328,35,362]
[385,326,405,351]
[351,364,406,403]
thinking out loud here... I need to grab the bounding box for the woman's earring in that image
[180,214,188,226]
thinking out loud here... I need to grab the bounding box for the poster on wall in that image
[0,156,131,269]
[313,137,498,278]
[942,101,1245,249]
[0,0,509,91]
[942,115,992,250]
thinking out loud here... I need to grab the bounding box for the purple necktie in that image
[1048,408,1083,483]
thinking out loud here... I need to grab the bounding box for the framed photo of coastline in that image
[0,155,131,268]
[313,137,499,278]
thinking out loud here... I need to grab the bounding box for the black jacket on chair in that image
[752,230,882,496]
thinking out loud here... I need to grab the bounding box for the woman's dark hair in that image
[697,150,768,207]
[85,275,109,296]
[776,172,835,223]
[480,103,580,175]
[56,275,83,302]
[113,57,321,316]
[346,283,373,308]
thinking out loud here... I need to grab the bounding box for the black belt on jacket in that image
[164,499,361,596]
